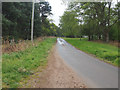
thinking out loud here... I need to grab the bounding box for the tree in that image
[60,11,79,38]
[2,2,54,41]
[64,2,119,42]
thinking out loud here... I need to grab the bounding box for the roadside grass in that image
[63,38,119,67]
[2,38,56,88]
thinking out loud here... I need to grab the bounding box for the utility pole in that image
[31,0,35,43]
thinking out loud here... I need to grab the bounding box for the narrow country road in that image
[56,38,118,88]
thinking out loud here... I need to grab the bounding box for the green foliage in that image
[2,2,57,41]
[39,1,52,17]
[60,11,79,37]
[60,2,119,42]
[2,2,32,40]
[64,38,119,66]
[2,38,56,88]
[109,22,119,41]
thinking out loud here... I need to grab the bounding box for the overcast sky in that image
[47,0,67,26]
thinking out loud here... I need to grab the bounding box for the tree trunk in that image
[106,32,109,43]
[91,35,94,40]
[98,35,101,40]
[105,2,111,43]
[88,35,91,41]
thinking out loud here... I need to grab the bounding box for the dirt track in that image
[21,46,86,88]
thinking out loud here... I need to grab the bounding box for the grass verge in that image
[64,38,119,67]
[2,38,56,88]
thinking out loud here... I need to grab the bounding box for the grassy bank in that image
[64,38,119,67]
[2,38,56,88]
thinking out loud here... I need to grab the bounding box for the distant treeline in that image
[60,2,120,42]
[2,2,59,41]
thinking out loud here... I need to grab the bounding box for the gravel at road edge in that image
[21,45,87,88]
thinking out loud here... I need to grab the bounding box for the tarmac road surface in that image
[56,38,118,88]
